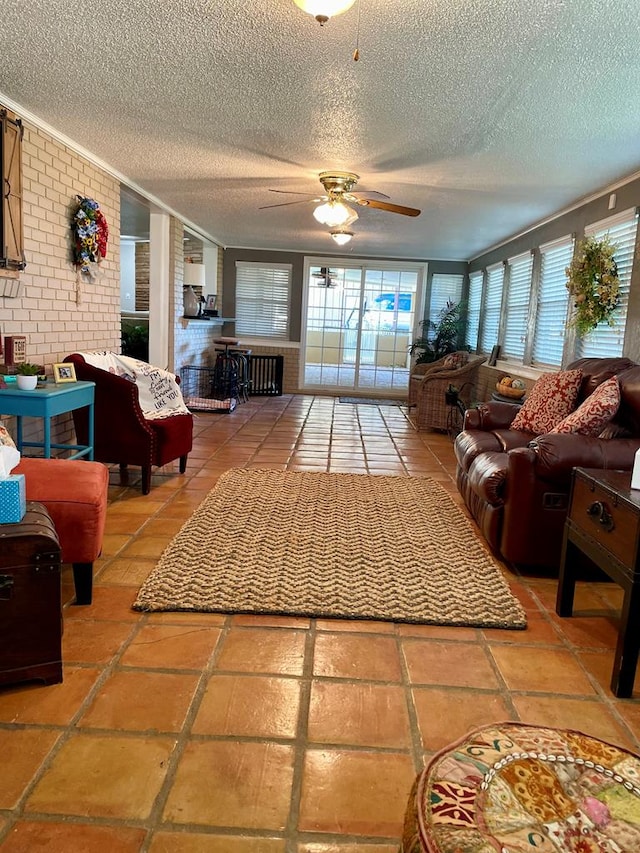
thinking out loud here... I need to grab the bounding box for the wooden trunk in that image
[0,502,62,687]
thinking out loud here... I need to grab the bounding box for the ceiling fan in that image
[312,267,338,287]
[259,172,421,224]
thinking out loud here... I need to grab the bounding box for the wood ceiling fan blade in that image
[267,189,322,196]
[356,198,421,217]
[350,189,391,200]
[258,198,316,209]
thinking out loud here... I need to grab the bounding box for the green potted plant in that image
[409,300,468,364]
[15,362,41,390]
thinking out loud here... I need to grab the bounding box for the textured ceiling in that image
[2,0,640,260]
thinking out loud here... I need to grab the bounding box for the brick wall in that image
[0,122,120,447]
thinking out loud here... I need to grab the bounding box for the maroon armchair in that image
[65,353,193,495]
[454,357,640,569]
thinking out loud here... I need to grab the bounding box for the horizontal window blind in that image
[429,273,463,318]
[465,271,482,351]
[532,237,573,367]
[479,264,504,353]
[503,253,533,360]
[576,209,638,358]
[235,262,292,339]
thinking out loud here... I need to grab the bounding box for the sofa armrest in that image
[530,434,640,483]
[464,401,521,431]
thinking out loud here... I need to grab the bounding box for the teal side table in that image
[0,380,95,460]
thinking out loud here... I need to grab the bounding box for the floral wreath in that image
[565,235,621,336]
[71,195,109,275]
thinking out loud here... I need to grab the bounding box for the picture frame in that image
[488,344,501,367]
[53,362,77,383]
[204,294,218,314]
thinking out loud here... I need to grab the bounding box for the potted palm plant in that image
[409,300,468,364]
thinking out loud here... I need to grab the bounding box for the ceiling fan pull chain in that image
[353,0,361,61]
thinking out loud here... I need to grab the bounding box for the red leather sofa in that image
[65,353,193,495]
[454,357,640,569]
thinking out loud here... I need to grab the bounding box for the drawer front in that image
[571,476,640,567]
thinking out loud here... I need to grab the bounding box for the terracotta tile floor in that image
[1,394,639,851]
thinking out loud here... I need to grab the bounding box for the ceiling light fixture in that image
[293,0,356,26]
[313,200,358,228]
[330,230,353,246]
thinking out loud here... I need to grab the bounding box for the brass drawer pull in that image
[587,501,615,532]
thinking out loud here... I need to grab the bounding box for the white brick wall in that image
[1,122,121,448]
[4,124,121,366]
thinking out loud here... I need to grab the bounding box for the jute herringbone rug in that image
[132,469,527,628]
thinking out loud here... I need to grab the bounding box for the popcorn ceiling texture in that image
[1,1,639,260]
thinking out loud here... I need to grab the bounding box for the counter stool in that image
[212,339,251,404]
[229,347,252,402]
[212,338,240,402]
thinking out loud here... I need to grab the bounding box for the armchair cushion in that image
[550,375,620,436]
[510,369,583,434]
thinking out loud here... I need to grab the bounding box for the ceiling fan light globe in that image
[330,231,353,246]
[313,201,358,228]
[293,0,356,23]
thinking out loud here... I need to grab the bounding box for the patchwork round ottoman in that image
[401,721,640,852]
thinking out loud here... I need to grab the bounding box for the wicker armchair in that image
[408,353,457,407]
[409,354,486,431]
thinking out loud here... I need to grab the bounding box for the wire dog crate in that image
[180,365,237,413]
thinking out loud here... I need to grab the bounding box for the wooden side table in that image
[556,467,640,698]
[490,391,525,407]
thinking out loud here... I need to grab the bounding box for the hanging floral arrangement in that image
[71,195,109,275]
[565,235,621,336]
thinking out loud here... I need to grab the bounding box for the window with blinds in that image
[235,261,292,339]
[465,271,482,351]
[531,237,573,367]
[575,208,639,359]
[479,264,504,353]
[429,273,463,318]
[503,252,533,360]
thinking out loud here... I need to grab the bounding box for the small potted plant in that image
[16,362,41,390]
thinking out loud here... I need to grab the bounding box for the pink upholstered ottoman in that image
[14,458,108,605]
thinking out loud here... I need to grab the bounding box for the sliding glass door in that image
[301,259,425,394]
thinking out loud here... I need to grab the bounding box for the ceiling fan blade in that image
[259,198,316,210]
[356,198,421,217]
[267,189,321,196]
[350,189,391,200]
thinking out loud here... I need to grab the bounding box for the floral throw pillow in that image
[0,425,16,449]
[511,369,583,434]
[550,376,620,436]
